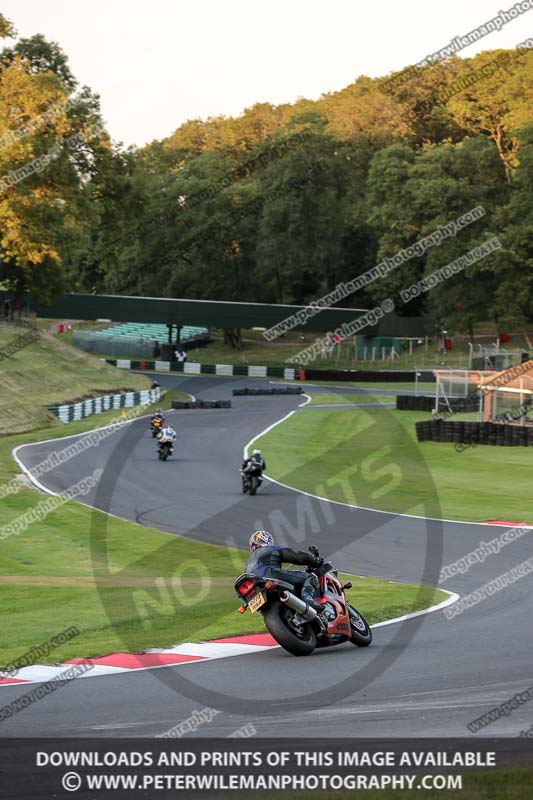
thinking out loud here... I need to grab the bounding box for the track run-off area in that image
[3,374,533,738]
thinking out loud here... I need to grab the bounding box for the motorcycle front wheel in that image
[263,601,316,656]
[347,605,372,646]
[249,476,259,495]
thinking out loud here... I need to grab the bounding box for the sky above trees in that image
[3,0,532,146]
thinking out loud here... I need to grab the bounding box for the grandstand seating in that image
[92,322,208,343]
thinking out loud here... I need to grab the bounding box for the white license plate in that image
[248,592,266,614]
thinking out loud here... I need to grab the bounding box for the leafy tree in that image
[0,31,107,303]
[0,14,15,38]
[447,49,533,181]
[366,136,507,339]
[255,122,372,304]
[489,124,533,332]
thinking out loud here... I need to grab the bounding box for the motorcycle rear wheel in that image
[263,601,316,656]
[348,605,372,646]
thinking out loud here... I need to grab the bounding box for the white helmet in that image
[253,449,261,455]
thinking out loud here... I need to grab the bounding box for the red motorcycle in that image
[234,545,372,656]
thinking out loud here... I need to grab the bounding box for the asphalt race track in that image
[3,374,533,738]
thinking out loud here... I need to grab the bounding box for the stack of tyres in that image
[471,422,481,445]
[171,400,232,409]
[519,427,529,446]
[443,421,454,443]
[479,424,489,445]
[502,424,513,446]
[452,422,464,444]
[487,423,497,446]
[528,427,533,447]
[233,387,303,396]
[463,422,472,445]
[415,421,426,441]
[423,420,432,440]
[431,420,442,441]
[496,425,507,446]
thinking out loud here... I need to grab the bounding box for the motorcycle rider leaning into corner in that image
[241,448,266,473]
[245,531,327,617]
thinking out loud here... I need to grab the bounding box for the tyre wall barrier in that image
[48,387,161,423]
[232,387,304,396]
[171,400,232,409]
[396,395,435,411]
[397,395,479,412]
[415,420,533,446]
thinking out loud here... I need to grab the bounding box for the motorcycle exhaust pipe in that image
[279,591,317,621]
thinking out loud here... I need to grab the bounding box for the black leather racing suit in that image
[245,545,322,611]
[241,455,266,472]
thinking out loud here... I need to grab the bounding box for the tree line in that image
[0,12,532,339]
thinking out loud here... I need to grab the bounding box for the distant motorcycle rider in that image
[241,448,266,473]
[151,408,165,423]
[245,531,326,616]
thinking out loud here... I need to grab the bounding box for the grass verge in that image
[308,393,393,406]
[242,767,533,800]
[253,399,533,523]
[0,324,151,434]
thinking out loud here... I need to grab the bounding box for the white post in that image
[372,347,376,362]
[382,347,386,360]
[409,339,413,355]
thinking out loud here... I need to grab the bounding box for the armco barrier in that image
[48,387,160,423]
[415,419,533,447]
[233,387,303,396]
[171,400,231,409]
[105,359,435,385]
[299,368,435,383]
[106,359,296,380]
